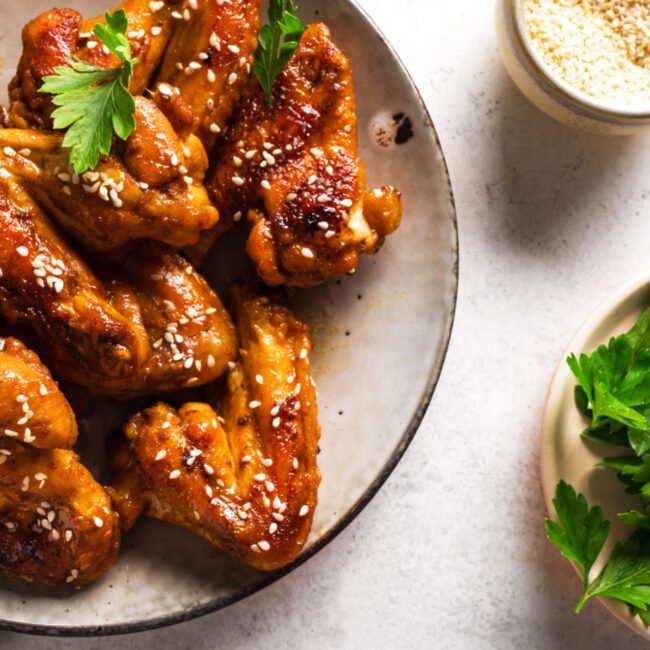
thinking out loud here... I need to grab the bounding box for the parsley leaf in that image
[547,481,650,621]
[579,531,650,613]
[567,307,650,455]
[545,480,610,589]
[39,10,138,174]
[254,0,306,108]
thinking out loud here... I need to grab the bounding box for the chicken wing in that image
[8,0,179,129]
[0,337,77,449]
[0,441,120,587]
[193,23,402,286]
[0,172,236,396]
[153,0,261,151]
[109,284,320,570]
[0,97,218,252]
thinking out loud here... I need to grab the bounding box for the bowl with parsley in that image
[542,275,650,639]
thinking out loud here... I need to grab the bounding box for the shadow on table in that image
[485,67,650,255]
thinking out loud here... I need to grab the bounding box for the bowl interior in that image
[0,0,458,634]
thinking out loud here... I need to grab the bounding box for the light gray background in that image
[5,0,650,648]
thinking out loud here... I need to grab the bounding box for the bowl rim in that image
[0,0,459,638]
[510,0,650,119]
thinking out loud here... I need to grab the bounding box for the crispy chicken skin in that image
[0,441,120,587]
[153,0,261,151]
[0,98,218,252]
[0,173,236,396]
[194,23,402,286]
[109,285,320,570]
[0,337,77,449]
[8,0,179,129]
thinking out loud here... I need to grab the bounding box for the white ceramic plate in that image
[0,0,458,636]
[541,275,650,640]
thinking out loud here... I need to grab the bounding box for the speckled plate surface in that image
[0,0,458,636]
[541,275,650,641]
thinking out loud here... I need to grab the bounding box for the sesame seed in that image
[241,455,252,463]
[93,516,103,528]
[272,417,281,428]
[250,543,260,553]
[228,72,238,85]
[232,175,244,186]
[169,469,181,479]
[300,348,308,359]
[301,247,314,259]
[299,505,309,517]
[261,180,271,190]
[65,529,73,542]
[149,0,165,12]
[204,463,214,475]
[233,211,243,222]
[254,473,266,481]
[341,198,353,208]
[16,246,28,257]
[249,400,261,409]
[155,450,167,461]
[256,374,264,384]
[258,540,270,551]
[265,480,275,492]
[262,458,273,467]
[272,512,284,522]
[208,69,216,83]
[228,44,241,54]
[286,193,297,201]
[269,522,278,534]
[151,25,162,36]
[39,384,48,396]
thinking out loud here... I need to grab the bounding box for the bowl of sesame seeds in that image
[496,0,650,134]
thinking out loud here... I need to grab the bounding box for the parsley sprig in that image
[254,0,306,109]
[40,10,138,174]
[546,481,650,619]
[568,307,650,455]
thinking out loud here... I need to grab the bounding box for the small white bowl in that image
[541,274,650,639]
[496,0,650,135]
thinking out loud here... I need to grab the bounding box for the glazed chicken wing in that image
[153,0,261,151]
[0,172,236,396]
[8,0,179,129]
[109,284,320,570]
[0,337,77,449]
[193,23,402,286]
[0,97,218,252]
[0,441,120,587]
[0,340,119,587]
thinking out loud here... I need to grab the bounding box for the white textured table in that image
[6,1,650,647]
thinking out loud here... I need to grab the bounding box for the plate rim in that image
[540,273,650,641]
[0,0,459,637]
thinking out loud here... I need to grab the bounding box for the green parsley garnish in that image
[567,307,650,455]
[253,0,306,109]
[546,481,650,619]
[39,10,139,175]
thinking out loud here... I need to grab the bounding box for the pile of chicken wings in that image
[0,0,401,588]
